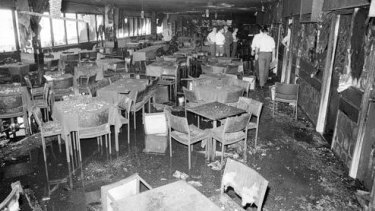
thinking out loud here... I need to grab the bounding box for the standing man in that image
[251,26,275,88]
[231,27,239,57]
[223,25,233,57]
[215,28,225,57]
[207,27,217,56]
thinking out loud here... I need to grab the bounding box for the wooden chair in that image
[164,107,211,169]
[32,107,69,165]
[75,108,111,162]
[24,76,44,100]
[211,113,251,163]
[273,82,299,120]
[237,97,263,147]
[158,74,177,102]
[221,158,268,211]
[130,90,145,129]
[118,91,136,145]
[32,83,51,121]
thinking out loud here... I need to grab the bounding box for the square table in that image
[146,61,178,77]
[112,180,222,211]
[186,102,245,160]
[96,78,149,105]
[52,96,123,154]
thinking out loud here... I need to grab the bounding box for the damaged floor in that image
[0,86,363,211]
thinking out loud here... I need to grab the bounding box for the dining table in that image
[96,78,149,105]
[193,84,243,104]
[0,63,30,79]
[132,45,166,62]
[96,58,125,72]
[186,102,245,160]
[145,61,178,77]
[74,64,104,82]
[52,95,123,153]
[112,180,222,211]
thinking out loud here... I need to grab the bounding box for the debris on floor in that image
[187,181,203,187]
[208,160,224,171]
[172,170,189,180]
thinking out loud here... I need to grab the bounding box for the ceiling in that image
[64,0,276,14]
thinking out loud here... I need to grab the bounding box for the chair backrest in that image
[247,99,263,118]
[42,83,50,101]
[223,113,251,134]
[237,97,252,111]
[182,87,198,103]
[32,107,43,127]
[119,91,135,113]
[0,181,23,211]
[24,76,33,89]
[164,107,190,134]
[224,89,244,103]
[67,53,79,61]
[48,90,55,112]
[222,158,268,210]
[275,82,299,101]
[50,59,59,67]
[78,108,109,128]
[135,89,146,103]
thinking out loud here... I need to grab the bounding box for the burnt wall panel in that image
[332,110,359,169]
[297,77,321,124]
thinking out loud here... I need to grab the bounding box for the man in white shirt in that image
[251,26,275,88]
[215,28,225,57]
[207,27,217,56]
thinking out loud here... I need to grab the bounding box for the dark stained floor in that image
[0,85,363,211]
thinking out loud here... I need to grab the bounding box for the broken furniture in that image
[0,181,23,211]
[43,72,75,100]
[24,76,43,100]
[112,180,222,211]
[221,158,268,211]
[212,114,251,163]
[185,102,246,160]
[143,112,168,154]
[236,97,263,147]
[272,82,299,120]
[31,83,52,121]
[101,173,152,211]
[164,107,211,169]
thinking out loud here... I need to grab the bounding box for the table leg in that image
[211,120,217,160]
[115,127,119,152]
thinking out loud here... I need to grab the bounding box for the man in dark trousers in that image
[223,25,233,57]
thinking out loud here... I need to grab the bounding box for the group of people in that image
[206,25,239,57]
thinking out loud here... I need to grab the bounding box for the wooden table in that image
[132,45,166,62]
[112,180,222,211]
[186,102,245,160]
[146,61,178,77]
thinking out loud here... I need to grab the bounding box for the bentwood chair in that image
[118,91,136,145]
[221,158,268,211]
[24,76,43,100]
[237,97,263,147]
[273,82,299,120]
[32,83,52,121]
[211,113,251,163]
[164,107,211,169]
[75,108,111,162]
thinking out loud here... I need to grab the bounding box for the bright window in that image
[134,18,138,36]
[96,15,104,40]
[0,9,17,52]
[124,18,129,37]
[77,14,88,43]
[129,17,134,37]
[65,13,78,44]
[39,12,52,47]
[52,13,66,46]
[86,14,97,41]
[146,18,151,35]
[157,21,163,34]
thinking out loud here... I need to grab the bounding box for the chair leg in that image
[63,135,70,164]
[244,138,247,161]
[295,105,298,120]
[272,100,275,117]
[169,135,172,157]
[107,134,111,155]
[77,133,82,162]
[221,141,224,164]
[41,135,47,165]
[255,127,259,148]
[188,144,191,169]
[127,124,130,144]
[133,111,136,129]
[142,106,145,124]
[58,135,62,153]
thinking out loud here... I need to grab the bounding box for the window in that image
[52,13,66,46]
[86,14,97,41]
[96,15,104,40]
[157,21,163,34]
[129,17,134,37]
[124,18,129,37]
[77,14,88,42]
[65,13,78,44]
[39,12,52,47]
[146,18,151,35]
[0,9,17,52]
